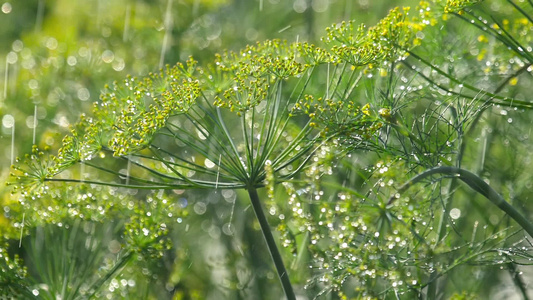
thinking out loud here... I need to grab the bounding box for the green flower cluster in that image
[124,192,182,259]
[9,1,453,195]
[444,0,484,13]
[323,3,435,67]
[0,244,29,298]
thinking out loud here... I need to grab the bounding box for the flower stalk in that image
[388,166,533,238]
[247,188,296,300]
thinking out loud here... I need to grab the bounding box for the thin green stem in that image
[458,10,533,63]
[87,251,135,299]
[388,166,533,238]
[403,51,533,108]
[506,0,533,31]
[247,188,296,300]
[507,261,530,300]
[44,177,245,189]
[217,107,248,176]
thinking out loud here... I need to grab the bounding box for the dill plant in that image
[5,0,533,299]
[267,0,533,298]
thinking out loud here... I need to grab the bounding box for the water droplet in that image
[45,37,58,50]
[197,129,208,140]
[1,2,12,14]
[204,158,215,168]
[77,88,90,101]
[222,223,234,235]
[2,114,14,128]
[101,50,114,63]
[450,208,461,219]
[6,51,17,64]
[193,202,207,215]
[67,56,77,66]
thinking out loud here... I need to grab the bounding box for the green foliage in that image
[3,0,533,299]
[0,242,32,299]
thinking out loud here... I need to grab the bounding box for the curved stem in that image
[87,251,134,299]
[388,166,533,238]
[44,178,246,190]
[507,262,530,300]
[247,188,296,300]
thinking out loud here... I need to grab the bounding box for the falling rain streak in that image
[10,122,14,166]
[326,63,330,99]
[80,162,85,183]
[3,53,10,100]
[35,0,45,32]
[123,4,131,42]
[159,0,174,69]
[18,213,24,248]
[32,104,37,144]
[126,155,131,185]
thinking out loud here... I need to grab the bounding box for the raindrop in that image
[12,40,22,52]
[178,198,188,208]
[77,88,90,101]
[245,28,258,41]
[293,0,307,13]
[67,56,77,66]
[79,47,89,57]
[450,208,461,219]
[2,114,14,128]
[101,50,114,63]
[112,58,125,71]
[222,189,235,202]
[222,223,234,235]
[1,2,11,14]
[45,37,58,50]
[197,129,208,140]
[28,79,38,90]
[204,158,215,168]
[312,0,329,12]
[6,51,17,64]
[142,228,150,236]
[193,202,207,215]
[108,240,121,253]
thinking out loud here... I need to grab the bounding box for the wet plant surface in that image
[2,0,533,299]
